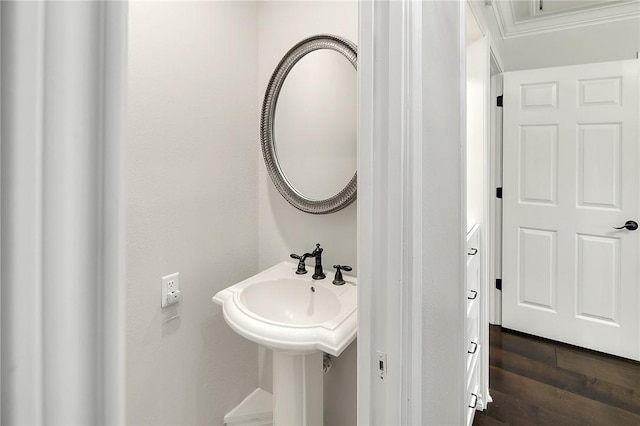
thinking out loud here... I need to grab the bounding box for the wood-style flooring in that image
[473,325,640,426]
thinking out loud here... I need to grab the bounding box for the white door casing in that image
[502,59,640,360]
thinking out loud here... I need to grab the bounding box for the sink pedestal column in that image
[272,350,323,426]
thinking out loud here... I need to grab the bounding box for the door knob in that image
[614,220,638,231]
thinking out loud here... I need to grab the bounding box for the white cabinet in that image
[466,224,482,426]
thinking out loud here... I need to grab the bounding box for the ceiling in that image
[492,0,640,38]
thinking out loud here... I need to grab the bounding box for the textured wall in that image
[257,2,358,425]
[126,2,260,424]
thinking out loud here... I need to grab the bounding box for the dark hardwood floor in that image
[473,325,640,426]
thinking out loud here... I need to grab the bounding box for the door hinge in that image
[496,187,503,199]
[496,279,502,290]
[497,95,503,107]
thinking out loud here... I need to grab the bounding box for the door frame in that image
[357,0,468,423]
[489,53,504,326]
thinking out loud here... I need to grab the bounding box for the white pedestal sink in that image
[212,262,357,426]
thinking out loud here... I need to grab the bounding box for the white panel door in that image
[502,59,640,360]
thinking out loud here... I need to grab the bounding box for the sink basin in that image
[212,261,357,356]
[240,278,341,326]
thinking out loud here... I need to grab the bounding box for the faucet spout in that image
[291,244,326,279]
[311,243,326,280]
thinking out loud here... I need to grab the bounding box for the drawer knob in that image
[468,341,478,354]
[468,248,478,256]
[467,290,478,300]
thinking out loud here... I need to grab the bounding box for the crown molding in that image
[492,0,640,39]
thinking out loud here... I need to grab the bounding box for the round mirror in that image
[261,34,357,214]
[276,50,357,201]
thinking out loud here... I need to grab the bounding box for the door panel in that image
[519,125,558,204]
[502,59,639,360]
[577,124,620,208]
[518,227,557,312]
[576,234,620,324]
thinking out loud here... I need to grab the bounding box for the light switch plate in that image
[376,350,387,380]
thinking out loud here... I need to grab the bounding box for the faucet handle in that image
[290,253,308,274]
[332,265,352,285]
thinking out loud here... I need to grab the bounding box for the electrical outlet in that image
[161,272,181,308]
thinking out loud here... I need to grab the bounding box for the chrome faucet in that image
[290,243,326,280]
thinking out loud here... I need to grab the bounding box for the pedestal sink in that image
[212,262,357,426]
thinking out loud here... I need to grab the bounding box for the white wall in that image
[475,4,638,72]
[503,18,639,71]
[257,2,358,425]
[476,1,505,66]
[466,10,488,232]
[459,2,506,72]
[421,1,467,424]
[126,2,260,424]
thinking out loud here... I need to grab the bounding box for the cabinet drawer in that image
[466,341,480,377]
[466,330,480,375]
[466,295,479,334]
[466,287,479,317]
[466,389,479,426]
[466,225,480,267]
[467,262,480,297]
[467,261,480,295]
[465,224,481,426]
[465,364,480,426]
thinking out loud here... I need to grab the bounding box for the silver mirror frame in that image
[260,34,357,214]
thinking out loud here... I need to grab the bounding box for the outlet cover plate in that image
[161,272,180,307]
